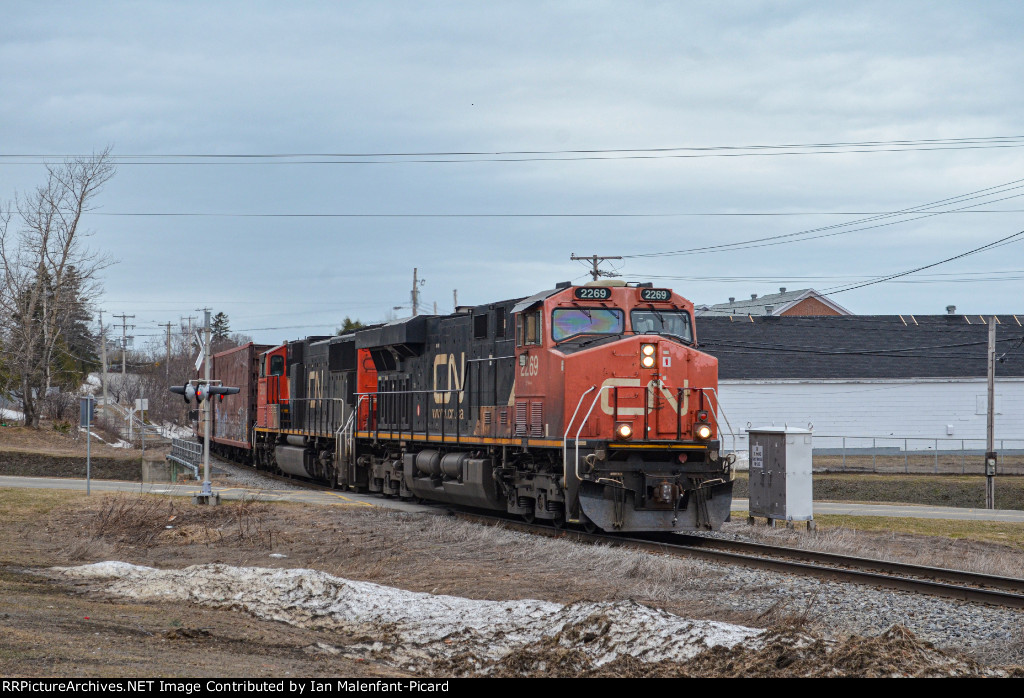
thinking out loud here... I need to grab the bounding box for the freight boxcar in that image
[197,342,271,462]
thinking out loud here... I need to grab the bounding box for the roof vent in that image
[765,305,774,314]
[555,281,571,289]
[750,294,758,300]
[779,287,786,293]
[946,305,956,315]
[729,297,735,303]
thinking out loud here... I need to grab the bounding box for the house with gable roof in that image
[696,287,853,318]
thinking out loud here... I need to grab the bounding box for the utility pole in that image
[197,308,218,505]
[112,313,135,380]
[411,268,425,316]
[160,322,173,377]
[570,253,623,281]
[453,289,458,311]
[986,316,998,509]
[112,313,134,440]
[98,312,109,408]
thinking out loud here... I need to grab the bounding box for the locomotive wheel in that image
[581,514,599,534]
[522,511,535,524]
[550,511,566,529]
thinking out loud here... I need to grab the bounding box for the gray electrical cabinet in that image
[747,427,814,529]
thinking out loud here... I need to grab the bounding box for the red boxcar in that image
[197,342,271,460]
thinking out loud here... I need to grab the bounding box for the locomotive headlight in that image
[695,423,713,440]
[616,423,633,440]
[640,343,656,368]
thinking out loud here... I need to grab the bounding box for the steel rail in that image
[666,533,1024,595]
[175,445,1024,609]
[451,511,1024,610]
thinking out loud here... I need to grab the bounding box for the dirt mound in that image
[480,625,1017,677]
[445,623,1021,677]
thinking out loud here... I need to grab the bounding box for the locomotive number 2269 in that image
[519,355,539,377]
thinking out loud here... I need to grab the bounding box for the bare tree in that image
[0,148,116,427]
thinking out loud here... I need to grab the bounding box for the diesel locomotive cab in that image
[513,280,735,532]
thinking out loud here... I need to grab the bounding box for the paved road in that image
[0,475,439,514]
[731,498,1024,522]
[2,475,1023,522]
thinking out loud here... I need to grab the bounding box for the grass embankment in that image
[0,487,78,523]
[733,472,1024,510]
[810,515,1024,549]
[732,472,1024,547]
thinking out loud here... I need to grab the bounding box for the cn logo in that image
[432,353,466,404]
[598,377,689,415]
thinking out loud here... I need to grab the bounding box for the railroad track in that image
[452,511,1024,610]
[206,456,1024,609]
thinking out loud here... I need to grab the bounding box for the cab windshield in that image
[551,307,624,342]
[630,310,693,343]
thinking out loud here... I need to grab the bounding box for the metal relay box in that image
[748,427,814,528]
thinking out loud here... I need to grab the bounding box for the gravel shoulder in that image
[3,427,1024,677]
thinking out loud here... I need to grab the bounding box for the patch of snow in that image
[732,451,750,471]
[52,562,764,672]
[1,407,24,420]
[77,427,131,448]
[160,422,194,439]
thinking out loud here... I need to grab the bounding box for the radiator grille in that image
[530,401,544,437]
[514,401,528,436]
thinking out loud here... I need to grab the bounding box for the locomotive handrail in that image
[288,397,346,436]
[700,386,738,458]
[659,382,738,459]
[562,385,597,487]
[561,384,615,487]
[336,395,364,466]
[356,387,463,443]
[574,385,615,485]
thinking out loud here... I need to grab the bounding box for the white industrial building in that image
[696,314,1024,455]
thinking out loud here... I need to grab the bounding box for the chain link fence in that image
[727,433,1024,475]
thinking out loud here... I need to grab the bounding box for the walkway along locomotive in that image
[199,281,736,532]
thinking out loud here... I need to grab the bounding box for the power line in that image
[624,178,1024,259]
[4,134,1024,165]
[73,208,1024,219]
[822,231,1024,296]
[649,270,1024,284]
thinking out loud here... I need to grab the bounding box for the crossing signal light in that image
[206,385,240,402]
[169,382,238,403]
[170,383,197,403]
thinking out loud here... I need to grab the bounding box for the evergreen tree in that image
[337,316,364,335]
[211,312,230,341]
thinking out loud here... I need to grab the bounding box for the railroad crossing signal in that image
[170,383,197,403]
[170,382,239,403]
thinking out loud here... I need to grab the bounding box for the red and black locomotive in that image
[199,280,735,532]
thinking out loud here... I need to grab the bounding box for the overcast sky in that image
[2,1,1022,348]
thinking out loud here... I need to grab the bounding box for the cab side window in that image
[270,355,285,376]
[516,309,542,346]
